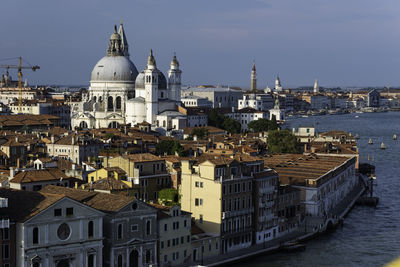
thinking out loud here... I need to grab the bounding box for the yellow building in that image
[181,154,260,254]
[103,153,172,202]
[87,167,127,183]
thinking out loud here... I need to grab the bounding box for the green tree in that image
[158,188,180,206]
[269,115,278,131]
[191,127,209,139]
[267,130,300,154]
[208,109,224,128]
[248,118,270,133]
[155,140,184,156]
[222,117,241,134]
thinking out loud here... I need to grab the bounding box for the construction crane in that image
[0,57,40,113]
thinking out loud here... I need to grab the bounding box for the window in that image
[187,235,190,242]
[117,224,123,239]
[88,254,94,267]
[33,227,39,244]
[2,244,9,259]
[161,241,164,249]
[118,255,123,267]
[200,199,203,206]
[146,250,151,263]
[184,220,187,227]
[200,182,203,188]
[164,255,168,263]
[195,198,199,206]
[88,221,94,238]
[146,220,151,235]
[195,181,199,187]
[167,240,171,247]
[66,207,74,216]
[181,236,184,244]
[164,224,168,231]
[2,228,8,240]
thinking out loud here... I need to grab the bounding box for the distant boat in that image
[381,142,386,150]
[393,134,397,140]
[369,138,373,145]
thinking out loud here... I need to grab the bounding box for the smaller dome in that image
[134,70,167,90]
[110,32,120,40]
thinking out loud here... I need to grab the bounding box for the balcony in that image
[222,207,254,219]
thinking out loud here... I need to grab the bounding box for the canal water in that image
[240,112,400,267]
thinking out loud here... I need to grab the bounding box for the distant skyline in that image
[1,0,399,88]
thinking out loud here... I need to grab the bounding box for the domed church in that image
[71,23,186,133]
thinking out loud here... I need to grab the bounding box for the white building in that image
[181,95,212,108]
[269,98,285,121]
[71,23,185,133]
[181,87,243,108]
[275,76,283,92]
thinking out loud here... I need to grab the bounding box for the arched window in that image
[117,255,123,267]
[88,221,94,238]
[161,92,164,98]
[79,121,88,129]
[117,224,123,239]
[146,220,151,236]
[33,227,39,244]
[108,121,119,128]
[116,96,122,110]
[107,96,114,111]
[93,96,97,102]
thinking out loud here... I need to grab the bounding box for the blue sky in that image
[1,0,399,88]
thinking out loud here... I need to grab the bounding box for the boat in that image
[393,134,397,140]
[369,138,373,145]
[355,115,359,118]
[381,142,386,150]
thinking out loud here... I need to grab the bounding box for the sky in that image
[0,0,399,88]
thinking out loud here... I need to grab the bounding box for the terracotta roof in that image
[82,177,130,191]
[40,185,135,213]
[10,168,69,183]
[0,188,64,222]
[122,153,162,162]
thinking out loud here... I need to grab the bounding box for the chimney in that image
[17,158,20,169]
[74,182,78,189]
[15,136,19,143]
[51,136,55,144]
[72,137,75,145]
[9,167,14,179]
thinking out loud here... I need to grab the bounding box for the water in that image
[241,112,400,267]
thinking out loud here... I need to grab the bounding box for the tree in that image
[267,130,300,154]
[155,140,184,156]
[269,115,278,131]
[191,127,209,139]
[248,118,269,133]
[208,109,224,128]
[222,117,241,134]
[158,188,180,206]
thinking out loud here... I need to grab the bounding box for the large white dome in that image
[90,56,139,82]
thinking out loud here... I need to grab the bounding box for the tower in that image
[168,53,182,103]
[251,62,257,91]
[313,79,319,93]
[275,75,282,92]
[118,22,129,58]
[144,49,159,124]
[107,25,123,57]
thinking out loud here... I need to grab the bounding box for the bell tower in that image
[168,53,182,103]
[251,62,257,91]
[144,50,159,124]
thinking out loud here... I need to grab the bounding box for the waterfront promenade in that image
[200,177,366,267]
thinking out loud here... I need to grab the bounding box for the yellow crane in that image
[0,57,40,113]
